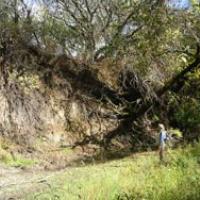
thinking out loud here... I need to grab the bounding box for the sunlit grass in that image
[0,138,37,167]
[27,142,200,200]
[0,150,37,167]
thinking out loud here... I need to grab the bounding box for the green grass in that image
[0,137,37,168]
[27,143,200,200]
[0,150,37,167]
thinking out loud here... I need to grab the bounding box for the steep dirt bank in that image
[0,65,119,150]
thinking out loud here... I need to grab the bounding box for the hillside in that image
[0,0,200,199]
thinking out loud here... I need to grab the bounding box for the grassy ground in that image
[0,138,37,168]
[0,136,76,169]
[0,151,37,167]
[26,142,200,200]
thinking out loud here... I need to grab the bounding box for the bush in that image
[169,93,200,139]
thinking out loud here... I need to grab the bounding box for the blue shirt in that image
[159,130,167,144]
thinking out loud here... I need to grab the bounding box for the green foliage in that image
[169,128,183,138]
[176,99,200,128]
[170,95,200,131]
[168,68,200,136]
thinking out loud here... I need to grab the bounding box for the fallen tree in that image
[72,45,200,147]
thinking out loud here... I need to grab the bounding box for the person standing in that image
[158,123,167,162]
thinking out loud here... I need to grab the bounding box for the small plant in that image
[169,128,183,138]
[0,150,37,168]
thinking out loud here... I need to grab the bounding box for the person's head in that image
[158,123,165,131]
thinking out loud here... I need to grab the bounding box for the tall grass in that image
[28,142,200,200]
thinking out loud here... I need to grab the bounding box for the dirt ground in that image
[0,164,63,200]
